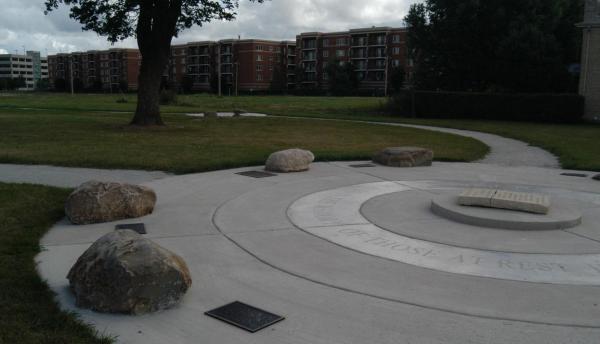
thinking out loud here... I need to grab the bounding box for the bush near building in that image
[0,77,26,91]
[388,91,584,123]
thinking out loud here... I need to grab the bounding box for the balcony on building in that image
[351,48,368,59]
[369,47,387,59]
[302,51,317,61]
[369,34,387,46]
[351,36,368,47]
[220,46,233,55]
[221,55,233,64]
[368,60,387,71]
[302,39,317,50]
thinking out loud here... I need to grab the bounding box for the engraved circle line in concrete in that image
[210,185,600,329]
[286,182,600,286]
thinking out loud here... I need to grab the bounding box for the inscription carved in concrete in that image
[287,182,600,285]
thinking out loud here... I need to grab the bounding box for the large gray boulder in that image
[65,181,157,225]
[67,230,192,315]
[373,147,434,167]
[265,148,315,173]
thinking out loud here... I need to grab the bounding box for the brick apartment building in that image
[297,27,410,94]
[48,26,408,94]
[0,51,48,90]
[48,48,140,92]
[168,39,296,93]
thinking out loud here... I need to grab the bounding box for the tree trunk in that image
[130,0,182,126]
[131,57,165,126]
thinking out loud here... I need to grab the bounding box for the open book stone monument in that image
[457,188,551,214]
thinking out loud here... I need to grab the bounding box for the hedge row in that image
[388,90,584,123]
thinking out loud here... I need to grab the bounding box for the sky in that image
[0,0,418,56]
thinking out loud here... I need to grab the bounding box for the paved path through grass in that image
[0,118,562,187]
[0,163,169,187]
[387,123,560,168]
[274,116,561,168]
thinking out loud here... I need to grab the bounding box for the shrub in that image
[159,89,178,105]
[388,90,584,123]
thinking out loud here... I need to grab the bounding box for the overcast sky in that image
[0,0,418,56]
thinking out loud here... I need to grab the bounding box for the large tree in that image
[45,0,264,126]
[405,0,584,93]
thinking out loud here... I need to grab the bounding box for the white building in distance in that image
[0,51,49,91]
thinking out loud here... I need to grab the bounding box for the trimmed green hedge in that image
[389,91,584,123]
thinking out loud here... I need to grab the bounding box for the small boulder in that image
[373,147,434,167]
[68,230,192,315]
[65,181,157,225]
[594,174,600,181]
[265,149,315,173]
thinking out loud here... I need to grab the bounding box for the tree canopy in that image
[44,0,261,43]
[405,0,584,93]
[44,0,264,126]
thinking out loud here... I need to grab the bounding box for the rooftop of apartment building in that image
[298,26,407,37]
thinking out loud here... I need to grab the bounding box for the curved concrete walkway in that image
[0,163,169,188]
[387,123,560,168]
[4,116,594,343]
[37,162,600,344]
[278,116,561,168]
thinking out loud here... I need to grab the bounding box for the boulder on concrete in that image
[373,147,433,167]
[67,230,192,315]
[65,181,157,225]
[594,174,600,181]
[265,149,315,173]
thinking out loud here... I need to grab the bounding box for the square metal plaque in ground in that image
[115,223,147,235]
[205,301,285,333]
[349,163,377,168]
[561,173,588,178]
[236,171,277,178]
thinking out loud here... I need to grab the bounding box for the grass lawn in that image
[0,92,387,118]
[0,107,487,174]
[0,183,113,344]
[1,92,599,171]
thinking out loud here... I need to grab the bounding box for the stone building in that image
[579,0,600,122]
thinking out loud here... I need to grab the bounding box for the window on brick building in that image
[257,55,263,62]
[256,65,263,71]
[323,51,329,58]
[393,35,401,43]
[336,50,345,57]
[336,38,346,46]
[256,45,264,51]
[393,47,400,55]
[257,74,263,81]
[393,59,401,67]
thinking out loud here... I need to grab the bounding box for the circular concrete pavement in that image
[37,161,600,344]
